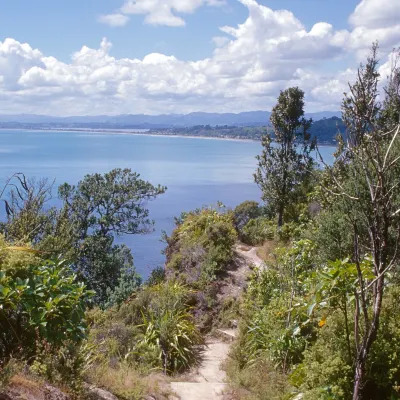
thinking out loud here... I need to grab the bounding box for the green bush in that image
[165,207,237,287]
[292,287,400,400]
[105,267,142,309]
[233,201,262,230]
[116,282,203,374]
[241,217,275,246]
[132,308,202,374]
[0,259,92,360]
[31,340,97,396]
[89,281,202,375]
[146,266,166,286]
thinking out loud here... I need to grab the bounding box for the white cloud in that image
[98,13,130,27]
[349,0,400,30]
[116,0,226,27]
[212,36,230,47]
[0,0,399,115]
[343,0,400,57]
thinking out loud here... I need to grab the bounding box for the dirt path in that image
[170,338,232,400]
[169,244,262,400]
[234,244,264,269]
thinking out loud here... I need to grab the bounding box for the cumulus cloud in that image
[0,0,399,115]
[98,13,130,27]
[349,0,400,29]
[99,0,227,27]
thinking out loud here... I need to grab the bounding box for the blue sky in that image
[0,0,398,115]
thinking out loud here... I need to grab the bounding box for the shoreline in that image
[0,127,337,146]
[0,127,261,143]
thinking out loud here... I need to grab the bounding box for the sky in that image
[0,0,399,116]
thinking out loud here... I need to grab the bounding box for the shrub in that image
[132,308,202,374]
[146,266,166,286]
[241,217,275,246]
[31,340,97,396]
[233,201,262,230]
[0,259,92,360]
[91,281,202,374]
[293,287,400,400]
[105,267,142,308]
[165,207,237,287]
[0,235,40,277]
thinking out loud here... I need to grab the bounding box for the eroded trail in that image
[170,338,232,400]
[169,245,262,400]
[234,244,264,269]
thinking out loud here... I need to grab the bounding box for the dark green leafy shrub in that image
[241,217,275,245]
[233,201,262,230]
[146,266,166,286]
[0,259,92,360]
[78,234,134,304]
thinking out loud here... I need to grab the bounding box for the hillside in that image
[0,110,341,128]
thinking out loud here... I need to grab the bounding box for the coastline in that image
[0,127,261,143]
[0,127,337,146]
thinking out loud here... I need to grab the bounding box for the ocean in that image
[0,129,335,277]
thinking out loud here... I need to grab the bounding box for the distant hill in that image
[309,116,346,143]
[0,110,341,127]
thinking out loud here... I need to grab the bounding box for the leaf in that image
[307,302,317,317]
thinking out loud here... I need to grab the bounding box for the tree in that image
[1,169,166,304]
[342,42,381,148]
[58,168,166,240]
[380,48,400,130]
[254,87,313,227]
[322,44,400,399]
[0,175,57,244]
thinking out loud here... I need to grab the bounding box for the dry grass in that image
[256,240,278,264]
[224,357,289,400]
[86,362,172,400]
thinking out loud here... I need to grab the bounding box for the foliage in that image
[1,175,56,245]
[254,87,314,226]
[295,287,400,399]
[78,234,135,304]
[225,357,290,400]
[0,257,92,361]
[0,234,40,277]
[31,340,98,396]
[58,168,166,239]
[165,206,237,287]
[2,168,165,306]
[132,307,202,374]
[233,239,318,379]
[88,282,202,375]
[326,43,400,398]
[105,267,142,309]
[233,201,263,231]
[146,266,166,286]
[240,217,275,246]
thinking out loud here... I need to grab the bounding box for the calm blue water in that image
[0,130,335,277]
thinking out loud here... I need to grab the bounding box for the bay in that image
[0,129,335,278]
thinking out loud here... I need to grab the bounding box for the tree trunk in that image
[278,203,284,227]
[353,359,364,400]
